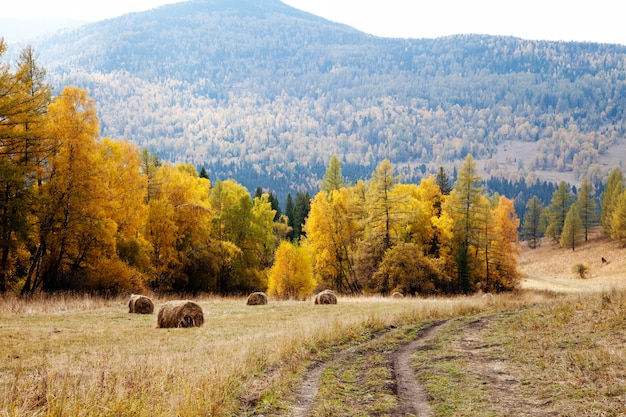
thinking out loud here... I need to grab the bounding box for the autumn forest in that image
[19,0,626,202]
[7,38,626,299]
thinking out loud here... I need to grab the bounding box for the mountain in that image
[8,0,626,200]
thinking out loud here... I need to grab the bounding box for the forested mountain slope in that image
[12,0,626,197]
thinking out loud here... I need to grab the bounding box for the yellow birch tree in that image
[267,241,315,300]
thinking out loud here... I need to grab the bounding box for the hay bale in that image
[157,300,204,328]
[128,294,154,314]
[314,290,337,305]
[246,292,268,305]
[391,292,404,299]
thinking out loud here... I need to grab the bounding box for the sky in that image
[2,0,625,45]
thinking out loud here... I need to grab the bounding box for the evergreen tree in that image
[267,192,281,221]
[522,196,544,249]
[560,205,584,251]
[292,192,310,241]
[545,180,575,243]
[199,166,209,179]
[321,155,345,194]
[449,155,483,294]
[435,166,453,195]
[577,176,598,241]
[601,168,623,236]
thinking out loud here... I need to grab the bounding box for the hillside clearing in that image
[519,233,626,293]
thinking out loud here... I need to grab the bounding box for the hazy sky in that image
[3,0,624,45]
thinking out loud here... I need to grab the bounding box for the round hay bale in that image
[128,294,154,314]
[246,292,268,305]
[314,290,337,305]
[157,300,204,328]
[391,292,404,299]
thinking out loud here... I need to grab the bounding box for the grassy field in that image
[0,293,521,416]
[1,234,626,416]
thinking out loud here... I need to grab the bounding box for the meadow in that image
[1,292,531,416]
[1,235,626,416]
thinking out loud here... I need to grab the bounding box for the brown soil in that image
[289,358,325,417]
[393,321,449,417]
[288,322,450,417]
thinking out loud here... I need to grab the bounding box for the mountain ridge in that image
[5,0,626,200]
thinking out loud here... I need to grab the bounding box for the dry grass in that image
[519,232,626,293]
[413,291,626,416]
[0,293,531,416]
[2,235,624,416]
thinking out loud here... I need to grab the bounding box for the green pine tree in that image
[435,166,453,195]
[577,177,598,241]
[560,204,584,251]
[292,192,310,241]
[522,195,544,249]
[321,155,346,194]
[545,180,575,243]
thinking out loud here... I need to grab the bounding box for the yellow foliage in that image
[267,241,316,300]
[304,188,362,293]
[488,196,522,291]
[95,138,148,240]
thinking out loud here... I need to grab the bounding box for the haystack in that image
[246,292,268,305]
[128,294,154,314]
[157,300,204,328]
[314,289,337,305]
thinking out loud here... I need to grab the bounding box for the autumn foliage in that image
[0,45,524,296]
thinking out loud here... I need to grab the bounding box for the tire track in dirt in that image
[392,321,450,417]
[289,330,389,417]
[289,321,450,417]
[289,358,325,417]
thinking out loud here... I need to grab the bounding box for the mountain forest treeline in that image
[1,45,523,296]
[4,44,626,297]
[14,0,626,200]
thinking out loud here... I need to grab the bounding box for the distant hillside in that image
[8,0,626,199]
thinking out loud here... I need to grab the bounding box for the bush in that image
[573,263,590,279]
[84,258,147,295]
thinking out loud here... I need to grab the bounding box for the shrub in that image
[573,263,590,279]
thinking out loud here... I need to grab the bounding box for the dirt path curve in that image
[393,321,449,417]
[289,330,385,417]
[289,321,450,417]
